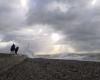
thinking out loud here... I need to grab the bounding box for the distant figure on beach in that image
[15,47,19,55]
[10,44,15,54]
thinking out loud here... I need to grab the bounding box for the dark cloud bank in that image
[0,0,100,57]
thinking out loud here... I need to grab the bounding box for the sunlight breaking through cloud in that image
[1,0,100,57]
[91,0,97,6]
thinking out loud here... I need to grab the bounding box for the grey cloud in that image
[0,0,26,32]
[0,0,100,56]
[27,0,100,52]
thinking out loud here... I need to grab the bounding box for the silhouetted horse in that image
[15,47,19,55]
[10,44,15,54]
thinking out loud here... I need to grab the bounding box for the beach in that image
[0,57,100,80]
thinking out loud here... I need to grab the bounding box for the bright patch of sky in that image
[46,1,70,13]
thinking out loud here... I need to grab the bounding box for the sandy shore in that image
[0,58,100,80]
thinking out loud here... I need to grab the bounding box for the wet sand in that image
[0,58,100,80]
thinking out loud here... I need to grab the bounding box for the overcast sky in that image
[0,0,100,56]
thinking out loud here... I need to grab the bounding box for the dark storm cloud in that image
[27,0,100,52]
[0,0,100,55]
[0,0,26,32]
